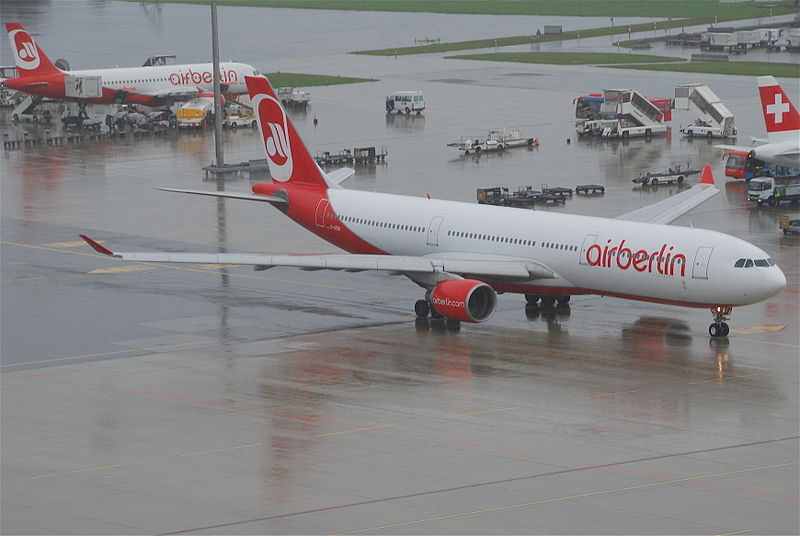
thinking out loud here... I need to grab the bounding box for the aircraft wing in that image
[616,166,719,225]
[715,143,755,153]
[140,86,200,99]
[79,235,555,281]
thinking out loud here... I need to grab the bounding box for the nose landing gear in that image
[709,306,732,337]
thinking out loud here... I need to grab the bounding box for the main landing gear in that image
[525,294,570,307]
[709,306,732,337]
[414,296,459,330]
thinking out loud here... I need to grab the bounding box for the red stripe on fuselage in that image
[252,181,387,255]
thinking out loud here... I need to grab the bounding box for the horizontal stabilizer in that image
[156,187,286,203]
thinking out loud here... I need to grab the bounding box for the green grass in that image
[131,1,797,19]
[262,72,376,87]
[447,52,685,65]
[607,61,800,77]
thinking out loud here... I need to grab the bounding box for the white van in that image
[385,91,425,114]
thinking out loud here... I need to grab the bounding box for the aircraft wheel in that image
[540,296,556,307]
[414,299,430,318]
[525,294,540,305]
[524,305,539,319]
[709,323,728,337]
[556,295,571,305]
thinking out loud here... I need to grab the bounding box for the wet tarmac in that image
[2,2,799,535]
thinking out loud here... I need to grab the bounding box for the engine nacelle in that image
[430,279,497,323]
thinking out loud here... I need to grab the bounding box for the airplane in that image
[717,75,800,169]
[2,22,257,109]
[81,76,787,338]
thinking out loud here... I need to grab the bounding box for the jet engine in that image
[430,279,497,323]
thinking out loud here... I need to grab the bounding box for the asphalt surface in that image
[1,2,799,535]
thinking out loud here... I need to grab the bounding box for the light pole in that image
[211,0,224,170]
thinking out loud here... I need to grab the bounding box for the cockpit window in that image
[734,258,746,267]
[767,258,775,266]
[744,259,754,268]
[754,259,770,267]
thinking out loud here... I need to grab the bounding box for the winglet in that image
[698,166,715,185]
[79,234,114,256]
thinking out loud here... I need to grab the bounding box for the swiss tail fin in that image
[5,23,61,77]
[245,75,327,189]
[757,76,799,142]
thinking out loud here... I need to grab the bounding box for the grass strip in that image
[606,61,800,77]
[446,52,685,65]
[133,1,797,19]
[263,72,376,87]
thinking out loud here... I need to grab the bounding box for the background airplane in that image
[717,75,800,169]
[2,22,257,108]
[81,76,786,338]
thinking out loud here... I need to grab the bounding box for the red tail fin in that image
[5,23,60,77]
[757,76,799,138]
[698,166,715,185]
[245,75,326,188]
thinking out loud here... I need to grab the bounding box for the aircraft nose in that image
[763,266,787,298]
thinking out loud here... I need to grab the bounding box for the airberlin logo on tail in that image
[9,29,39,70]
[252,93,293,181]
[586,239,687,277]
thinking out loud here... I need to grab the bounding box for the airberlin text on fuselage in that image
[586,239,687,277]
[168,67,239,86]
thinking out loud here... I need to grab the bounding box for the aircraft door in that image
[692,246,714,279]
[427,216,444,246]
[579,234,598,265]
[314,199,331,228]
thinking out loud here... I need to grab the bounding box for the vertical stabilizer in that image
[757,76,799,142]
[245,75,327,189]
[5,23,60,77]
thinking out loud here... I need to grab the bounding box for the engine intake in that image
[430,279,497,323]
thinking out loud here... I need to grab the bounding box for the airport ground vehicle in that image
[780,215,800,235]
[449,128,538,154]
[176,96,214,128]
[81,76,786,338]
[276,87,310,107]
[633,165,700,186]
[724,150,800,180]
[675,84,736,138]
[747,177,800,206]
[576,89,671,138]
[223,111,257,128]
[385,91,424,114]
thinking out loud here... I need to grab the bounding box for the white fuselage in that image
[325,189,785,308]
[68,62,258,96]
[751,138,800,168]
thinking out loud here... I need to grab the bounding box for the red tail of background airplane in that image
[5,22,61,77]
